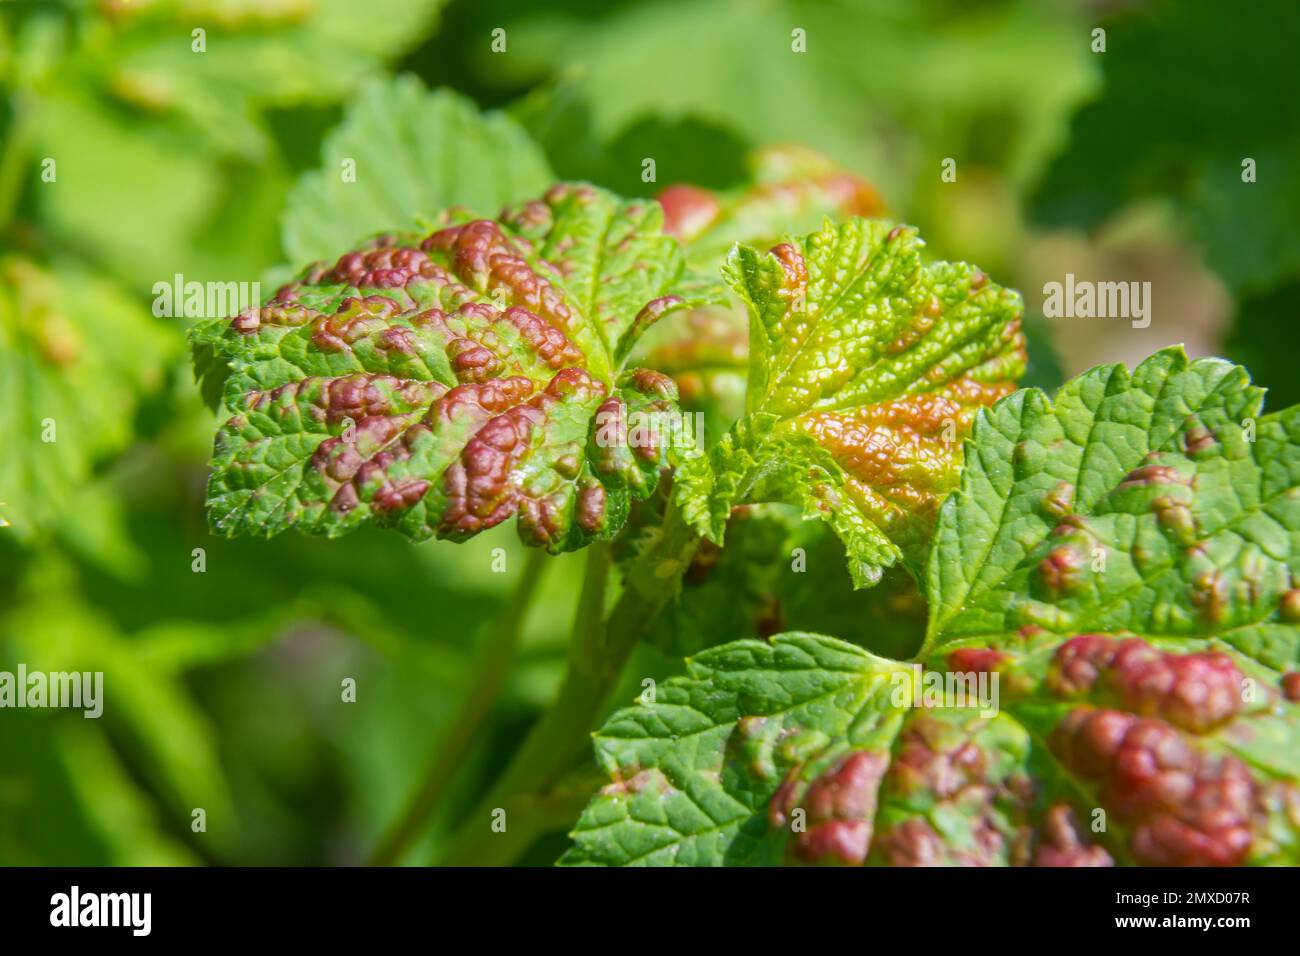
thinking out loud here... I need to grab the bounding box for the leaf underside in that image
[281,76,554,266]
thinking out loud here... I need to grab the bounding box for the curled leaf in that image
[638,147,886,442]
[674,218,1026,586]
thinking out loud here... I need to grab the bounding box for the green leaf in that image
[18,1,445,288]
[282,76,555,266]
[54,722,199,866]
[193,184,716,551]
[0,710,118,865]
[569,351,1300,867]
[511,0,1097,196]
[96,0,447,158]
[562,633,909,866]
[567,628,1300,867]
[674,219,1026,586]
[629,146,885,444]
[29,91,220,287]
[510,0,869,173]
[926,346,1299,669]
[0,258,174,541]
[4,584,237,857]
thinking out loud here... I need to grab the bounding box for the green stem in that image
[486,539,611,800]
[0,93,35,233]
[368,548,548,866]
[439,499,699,866]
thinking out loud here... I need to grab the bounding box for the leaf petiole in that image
[440,500,700,865]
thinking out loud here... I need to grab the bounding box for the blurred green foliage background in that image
[0,0,1295,865]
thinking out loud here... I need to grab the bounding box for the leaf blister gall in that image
[1033,804,1113,867]
[1047,635,1244,733]
[568,351,1300,867]
[193,186,711,550]
[1051,708,1256,866]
